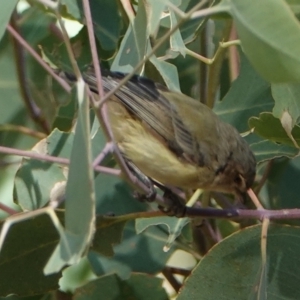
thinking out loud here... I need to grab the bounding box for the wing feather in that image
[82,68,219,167]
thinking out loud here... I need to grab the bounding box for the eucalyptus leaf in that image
[178,225,300,300]
[111,0,148,73]
[250,139,298,163]
[214,54,273,132]
[14,159,65,210]
[225,0,300,82]
[88,220,177,280]
[74,273,168,300]
[249,112,300,147]
[272,83,300,127]
[0,1,18,42]
[45,80,95,274]
[136,216,189,251]
[0,212,62,297]
[259,157,300,217]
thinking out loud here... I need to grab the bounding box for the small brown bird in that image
[63,68,256,200]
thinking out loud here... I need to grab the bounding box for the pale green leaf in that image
[225,0,300,82]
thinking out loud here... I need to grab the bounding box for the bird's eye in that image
[234,175,242,185]
[234,174,247,190]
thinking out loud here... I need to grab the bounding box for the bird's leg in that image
[150,181,187,217]
[125,160,157,202]
[125,160,187,217]
[157,188,187,218]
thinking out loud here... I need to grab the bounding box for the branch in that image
[9,13,50,133]
[0,145,120,177]
[6,25,71,93]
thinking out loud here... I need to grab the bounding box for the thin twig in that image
[257,217,269,298]
[248,188,264,210]
[202,219,221,243]
[162,267,181,293]
[0,124,46,139]
[92,142,114,168]
[211,192,241,209]
[82,0,104,100]
[0,145,121,177]
[228,25,239,81]
[190,4,228,19]
[254,160,273,195]
[184,207,300,220]
[9,13,50,133]
[0,203,19,215]
[0,145,69,164]
[120,0,135,22]
[6,24,71,93]
[168,267,191,277]
[55,14,81,79]
[102,206,300,222]
[206,21,232,109]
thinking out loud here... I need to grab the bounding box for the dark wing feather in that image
[75,69,207,166]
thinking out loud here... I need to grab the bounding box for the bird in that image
[62,67,256,204]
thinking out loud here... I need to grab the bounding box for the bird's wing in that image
[82,69,218,167]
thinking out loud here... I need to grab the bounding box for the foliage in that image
[0,0,300,299]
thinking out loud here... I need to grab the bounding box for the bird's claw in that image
[158,191,187,218]
[133,188,157,202]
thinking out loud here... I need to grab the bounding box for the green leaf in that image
[169,31,201,98]
[0,294,46,300]
[179,0,208,44]
[259,157,300,218]
[21,6,55,46]
[88,220,177,279]
[272,83,300,127]
[14,159,65,210]
[0,0,18,42]
[73,273,168,300]
[92,217,127,257]
[214,54,273,132]
[136,216,189,251]
[149,55,181,92]
[225,0,300,82]
[21,6,61,128]
[59,256,96,293]
[249,112,300,147]
[0,212,62,297]
[0,158,20,217]
[41,27,93,73]
[271,83,300,145]
[93,173,147,256]
[287,0,300,16]
[169,11,186,56]
[94,174,147,216]
[12,129,78,211]
[145,0,167,35]
[47,129,74,158]
[47,126,108,161]
[61,0,81,20]
[250,139,298,163]
[0,35,37,149]
[111,0,147,73]
[45,80,95,273]
[88,0,121,52]
[64,81,95,237]
[51,94,78,132]
[177,224,300,300]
